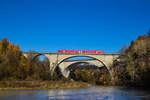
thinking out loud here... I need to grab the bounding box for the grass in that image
[0,80,91,90]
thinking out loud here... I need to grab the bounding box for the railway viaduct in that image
[23,52,120,78]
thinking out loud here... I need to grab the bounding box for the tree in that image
[147,29,150,37]
[0,38,9,54]
[118,44,127,54]
[111,32,150,88]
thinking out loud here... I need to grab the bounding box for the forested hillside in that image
[111,30,150,88]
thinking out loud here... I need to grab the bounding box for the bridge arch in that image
[55,56,109,78]
[24,53,50,64]
[22,53,52,80]
[57,55,106,67]
[23,53,51,72]
[33,54,49,63]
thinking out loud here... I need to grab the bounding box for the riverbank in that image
[0,81,91,90]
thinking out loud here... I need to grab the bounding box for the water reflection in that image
[0,86,150,100]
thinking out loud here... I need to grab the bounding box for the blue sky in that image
[0,0,150,53]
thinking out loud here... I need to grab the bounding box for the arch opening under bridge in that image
[55,56,110,78]
[24,53,51,80]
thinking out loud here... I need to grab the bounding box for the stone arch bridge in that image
[23,52,120,78]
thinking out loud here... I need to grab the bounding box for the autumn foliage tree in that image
[111,30,150,88]
[74,67,110,85]
[0,38,28,80]
[0,38,51,81]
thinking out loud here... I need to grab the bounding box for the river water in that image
[0,86,150,100]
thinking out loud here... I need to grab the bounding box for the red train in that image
[58,50,104,54]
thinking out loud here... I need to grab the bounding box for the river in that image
[0,86,150,100]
